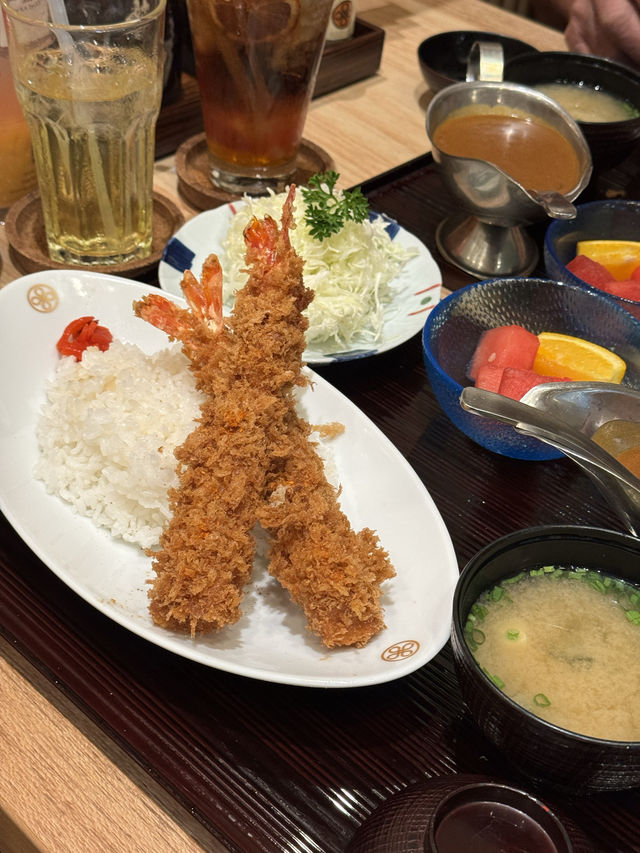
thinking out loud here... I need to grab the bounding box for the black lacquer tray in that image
[2,153,640,853]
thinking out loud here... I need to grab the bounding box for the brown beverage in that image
[186,0,333,194]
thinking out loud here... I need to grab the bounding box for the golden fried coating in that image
[135,190,311,636]
[135,187,395,646]
[259,412,395,649]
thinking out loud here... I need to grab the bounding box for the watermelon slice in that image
[474,364,504,393]
[468,325,539,382]
[601,279,640,301]
[566,254,615,288]
[498,368,570,401]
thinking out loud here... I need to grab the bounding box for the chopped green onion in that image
[534,693,551,707]
[625,610,640,625]
[588,577,607,593]
[471,603,488,621]
[506,629,520,640]
[542,565,555,573]
[503,572,525,585]
[472,629,486,645]
[491,586,504,602]
[482,668,505,689]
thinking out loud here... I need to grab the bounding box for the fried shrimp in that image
[259,410,395,649]
[239,208,396,648]
[134,186,395,647]
[134,187,311,635]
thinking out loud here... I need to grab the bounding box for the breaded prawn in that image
[133,187,312,635]
[135,187,395,647]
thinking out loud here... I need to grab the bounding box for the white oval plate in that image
[158,202,442,364]
[0,270,458,688]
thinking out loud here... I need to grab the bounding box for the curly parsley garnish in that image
[301,171,369,240]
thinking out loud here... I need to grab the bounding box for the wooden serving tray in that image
[315,18,385,98]
[1,155,639,853]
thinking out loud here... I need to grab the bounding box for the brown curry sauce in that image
[433,111,581,195]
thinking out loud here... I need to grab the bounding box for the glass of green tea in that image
[185,0,333,195]
[1,0,166,267]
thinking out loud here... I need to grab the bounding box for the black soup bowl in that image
[503,51,640,170]
[418,30,537,93]
[451,525,640,793]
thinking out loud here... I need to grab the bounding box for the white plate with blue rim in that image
[158,201,442,365]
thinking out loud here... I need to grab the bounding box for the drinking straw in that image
[46,0,119,243]
[47,0,70,33]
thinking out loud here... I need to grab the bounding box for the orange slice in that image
[213,0,300,42]
[533,332,626,383]
[576,240,640,281]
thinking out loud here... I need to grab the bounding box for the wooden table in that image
[0,0,566,289]
[2,3,611,852]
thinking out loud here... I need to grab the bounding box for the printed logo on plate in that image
[27,284,58,313]
[381,640,420,661]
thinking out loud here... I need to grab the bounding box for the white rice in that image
[35,341,204,550]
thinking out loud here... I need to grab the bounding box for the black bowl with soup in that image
[451,525,640,793]
[503,51,640,170]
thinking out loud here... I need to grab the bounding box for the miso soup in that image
[535,82,640,123]
[465,567,640,741]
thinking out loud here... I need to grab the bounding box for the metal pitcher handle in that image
[466,40,505,82]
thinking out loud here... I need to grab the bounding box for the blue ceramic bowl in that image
[421,277,640,460]
[544,200,640,323]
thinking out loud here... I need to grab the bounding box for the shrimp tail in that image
[181,256,224,334]
[134,256,223,352]
[243,184,296,269]
[133,293,198,342]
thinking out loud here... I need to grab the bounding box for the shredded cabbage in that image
[221,189,418,350]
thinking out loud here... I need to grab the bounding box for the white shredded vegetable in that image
[221,189,418,350]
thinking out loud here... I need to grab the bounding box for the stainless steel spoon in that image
[460,385,640,536]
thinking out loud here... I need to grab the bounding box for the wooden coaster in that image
[5,190,185,279]
[176,132,335,210]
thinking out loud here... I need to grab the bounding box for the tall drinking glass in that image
[185,0,333,195]
[1,0,167,266]
[0,13,37,218]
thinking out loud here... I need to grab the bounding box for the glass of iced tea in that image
[1,0,167,267]
[185,0,333,195]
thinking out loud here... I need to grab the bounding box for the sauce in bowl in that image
[592,419,640,477]
[432,108,582,194]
